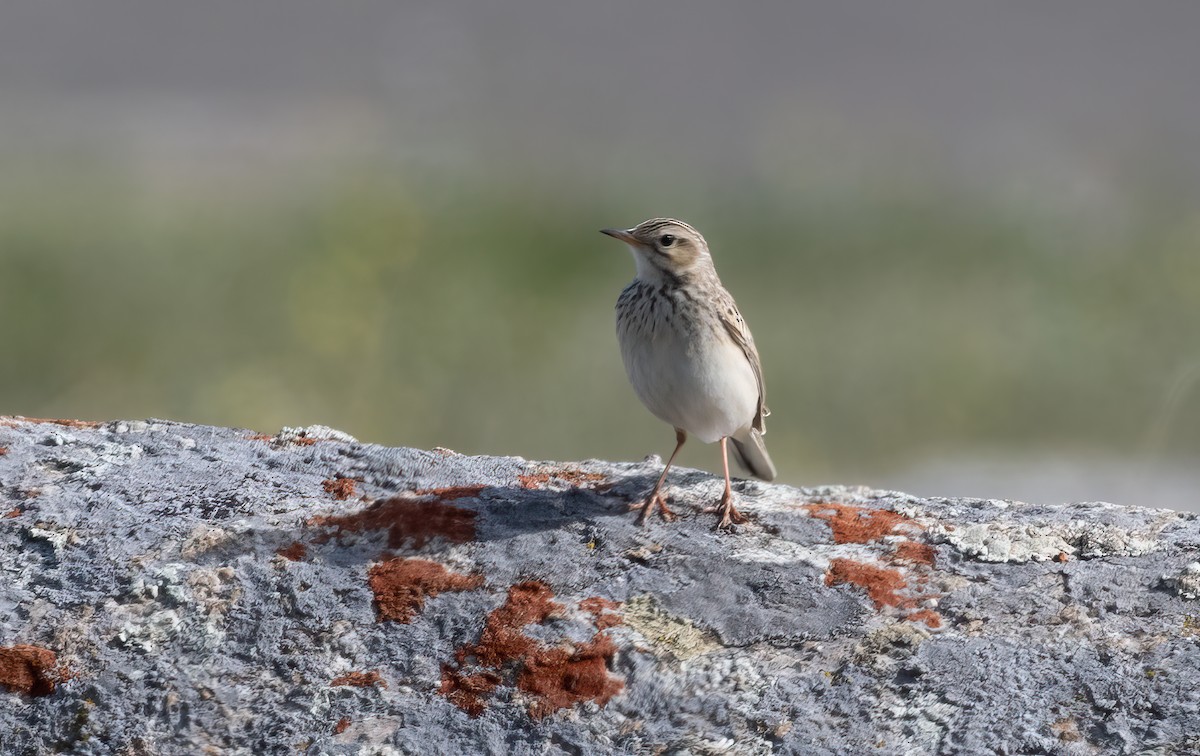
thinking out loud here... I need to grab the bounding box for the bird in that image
[600,218,776,529]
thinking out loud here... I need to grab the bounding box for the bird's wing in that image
[716,289,769,433]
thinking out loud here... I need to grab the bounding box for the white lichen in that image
[925,518,1160,563]
[27,525,75,553]
[1161,562,1200,600]
[277,425,358,444]
[115,608,183,652]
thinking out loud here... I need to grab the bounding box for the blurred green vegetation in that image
[2,161,1198,484]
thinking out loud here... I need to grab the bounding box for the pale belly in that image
[618,317,758,444]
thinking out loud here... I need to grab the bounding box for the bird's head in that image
[601,218,712,283]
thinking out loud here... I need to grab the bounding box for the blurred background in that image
[1,1,1197,510]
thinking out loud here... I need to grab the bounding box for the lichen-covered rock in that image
[1,416,1198,754]
[1161,562,1200,601]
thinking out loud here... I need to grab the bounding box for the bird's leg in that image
[713,436,747,529]
[636,428,686,524]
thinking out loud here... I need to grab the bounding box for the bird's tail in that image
[730,428,777,481]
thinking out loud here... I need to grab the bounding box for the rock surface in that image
[1,416,1198,755]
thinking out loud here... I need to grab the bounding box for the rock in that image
[1,416,1198,754]
[1161,562,1200,601]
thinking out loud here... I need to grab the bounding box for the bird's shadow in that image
[187,465,750,569]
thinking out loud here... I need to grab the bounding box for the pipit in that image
[601,218,776,529]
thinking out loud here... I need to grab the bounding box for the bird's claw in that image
[633,493,676,525]
[705,492,747,530]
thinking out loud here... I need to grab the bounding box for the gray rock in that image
[1,416,1198,755]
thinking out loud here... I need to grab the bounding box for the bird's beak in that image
[600,228,637,245]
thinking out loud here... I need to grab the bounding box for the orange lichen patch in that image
[0,416,101,429]
[0,645,62,697]
[276,542,307,561]
[459,581,561,666]
[1054,552,1070,563]
[440,667,502,717]
[0,446,8,455]
[519,634,623,719]
[367,558,484,623]
[803,502,920,544]
[322,477,358,500]
[4,508,20,519]
[441,581,624,719]
[308,488,482,550]
[333,717,351,735]
[579,597,623,630]
[248,432,318,446]
[825,558,916,610]
[331,670,387,689]
[891,540,936,567]
[517,472,553,489]
[518,467,609,491]
[1051,717,1084,743]
[905,609,943,629]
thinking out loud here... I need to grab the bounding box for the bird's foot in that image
[632,492,676,525]
[705,490,747,530]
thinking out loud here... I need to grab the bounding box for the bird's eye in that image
[659,234,676,248]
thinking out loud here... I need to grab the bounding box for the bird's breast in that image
[615,285,758,443]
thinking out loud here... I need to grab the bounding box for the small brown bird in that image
[601,218,776,528]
